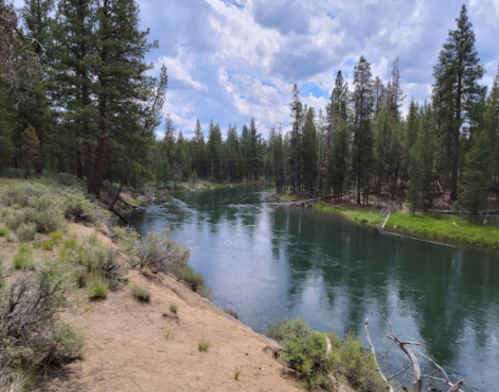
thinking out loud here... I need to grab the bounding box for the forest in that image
[1,2,498,214]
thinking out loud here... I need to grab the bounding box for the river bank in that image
[0,177,368,391]
[312,201,499,250]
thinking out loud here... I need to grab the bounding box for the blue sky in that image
[137,0,498,138]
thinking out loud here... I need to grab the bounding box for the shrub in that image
[129,284,151,302]
[169,304,178,313]
[15,222,37,242]
[137,229,190,275]
[266,319,332,391]
[13,246,35,270]
[330,332,386,392]
[87,276,108,299]
[265,319,386,392]
[49,323,85,362]
[83,239,124,289]
[112,226,139,259]
[178,264,210,298]
[33,239,57,250]
[64,192,110,225]
[198,338,211,352]
[50,230,64,241]
[223,307,239,319]
[0,263,76,380]
[0,228,11,238]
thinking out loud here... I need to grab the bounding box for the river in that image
[128,185,499,391]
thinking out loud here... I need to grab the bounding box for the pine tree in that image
[461,129,491,213]
[327,71,348,149]
[484,65,499,199]
[433,5,485,201]
[407,104,436,213]
[301,108,317,196]
[289,84,303,194]
[351,56,374,205]
[327,123,350,201]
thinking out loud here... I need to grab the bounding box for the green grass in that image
[169,304,178,313]
[314,202,499,249]
[129,284,151,302]
[0,227,11,237]
[198,179,233,190]
[13,246,35,270]
[198,338,211,352]
[234,368,242,381]
[277,193,303,202]
[87,276,108,299]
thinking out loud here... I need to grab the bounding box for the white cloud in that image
[158,50,208,92]
[140,0,499,137]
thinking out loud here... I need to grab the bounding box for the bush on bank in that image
[265,318,386,392]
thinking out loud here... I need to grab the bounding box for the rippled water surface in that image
[128,185,499,391]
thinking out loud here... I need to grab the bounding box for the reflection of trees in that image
[268,206,499,374]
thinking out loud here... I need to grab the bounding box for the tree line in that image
[1,3,498,214]
[152,5,499,214]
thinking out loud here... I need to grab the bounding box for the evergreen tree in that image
[433,5,485,201]
[289,84,303,193]
[407,104,436,213]
[351,56,374,205]
[327,123,350,200]
[461,128,491,213]
[301,108,317,195]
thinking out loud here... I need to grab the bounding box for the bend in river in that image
[129,185,499,391]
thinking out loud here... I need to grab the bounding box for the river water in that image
[128,185,499,391]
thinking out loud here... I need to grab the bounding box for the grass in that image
[87,276,108,299]
[129,284,151,302]
[0,227,11,237]
[198,338,211,352]
[164,330,174,340]
[234,368,242,381]
[314,202,499,249]
[13,246,35,270]
[277,193,303,202]
[169,304,178,313]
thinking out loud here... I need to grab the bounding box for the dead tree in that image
[365,313,471,392]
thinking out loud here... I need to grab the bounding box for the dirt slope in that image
[39,225,299,392]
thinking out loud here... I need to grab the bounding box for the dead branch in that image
[383,314,422,392]
[364,313,394,392]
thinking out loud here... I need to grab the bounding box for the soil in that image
[16,224,302,392]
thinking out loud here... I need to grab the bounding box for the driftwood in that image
[364,313,394,392]
[365,313,467,392]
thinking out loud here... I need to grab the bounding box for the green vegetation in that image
[169,304,178,314]
[198,338,211,352]
[234,368,242,381]
[13,245,35,270]
[178,264,210,298]
[164,330,174,340]
[87,276,109,300]
[0,263,83,388]
[315,203,499,248]
[0,227,11,237]
[265,318,386,392]
[129,284,151,302]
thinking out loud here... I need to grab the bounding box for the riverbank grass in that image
[314,202,499,249]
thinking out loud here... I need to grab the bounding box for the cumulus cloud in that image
[138,0,499,137]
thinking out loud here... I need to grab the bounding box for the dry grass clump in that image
[129,284,151,302]
[198,338,211,352]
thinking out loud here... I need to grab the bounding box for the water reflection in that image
[128,185,499,391]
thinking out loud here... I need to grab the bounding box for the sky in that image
[45,0,499,138]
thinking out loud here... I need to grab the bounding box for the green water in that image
[129,185,499,391]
